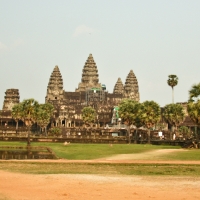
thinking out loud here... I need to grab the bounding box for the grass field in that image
[0,141,183,159]
[0,141,200,176]
[0,161,200,176]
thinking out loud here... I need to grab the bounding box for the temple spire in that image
[76,54,101,92]
[45,65,64,102]
[124,70,139,101]
[113,78,124,94]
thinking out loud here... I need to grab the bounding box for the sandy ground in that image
[1,149,200,200]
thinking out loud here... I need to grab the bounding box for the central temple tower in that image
[76,54,102,92]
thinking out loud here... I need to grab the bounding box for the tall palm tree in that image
[118,99,143,144]
[187,100,200,139]
[188,83,200,102]
[11,103,23,134]
[167,75,178,104]
[141,101,161,144]
[162,103,185,140]
[20,99,39,145]
[36,103,54,135]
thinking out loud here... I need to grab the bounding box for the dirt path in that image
[1,149,200,200]
[1,171,200,200]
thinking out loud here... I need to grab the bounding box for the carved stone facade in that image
[45,54,140,127]
[2,89,20,111]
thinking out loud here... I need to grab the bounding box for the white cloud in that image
[0,42,8,52]
[12,38,24,48]
[73,25,95,37]
[0,39,24,52]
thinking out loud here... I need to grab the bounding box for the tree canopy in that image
[118,99,144,143]
[82,106,96,127]
[167,74,178,103]
[141,101,161,143]
[188,83,200,102]
[187,100,200,126]
[163,103,185,129]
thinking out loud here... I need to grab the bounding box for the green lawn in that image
[0,162,200,176]
[0,141,181,159]
[1,142,200,176]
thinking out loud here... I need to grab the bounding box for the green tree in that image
[11,103,23,133]
[118,99,143,144]
[187,100,200,139]
[141,101,161,144]
[82,106,96,127]
[20,98,39,145]
[49,127,61,136]
[179,126,192,139]
[189,83,200,102]
[167,75,178,103]
[163,103,185,139]
[36,103,54,136]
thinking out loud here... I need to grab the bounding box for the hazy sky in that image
[1,0,200,107]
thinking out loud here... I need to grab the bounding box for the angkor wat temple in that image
[45,54,139,127]
[0,54,140,128]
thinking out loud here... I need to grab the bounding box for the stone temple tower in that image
[113,78,124,95]
[76,54,102,92]
[45,65,64,102]
[124,70,140,101]
[2,89,20,110]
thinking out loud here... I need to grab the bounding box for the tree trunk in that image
[127,125,131,144]
[172,87,174,104]
[27,126,31,146]
[45,126,47,136]
[16,120,19,134]
[147,129,150,144]
[134,128,138,144]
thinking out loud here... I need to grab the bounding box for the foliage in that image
[167,74,178,89]
[19,99,40,145]
[11,103,23,131]
[49,127,61,136]
[118,99,143,127]
[141,101,161,129]
[82,106,96,127]
[162,103,185,129]
[187,100,200,126]
[178,126,193,138]
[167,74,178,103]
[188,83,200,102]
[141,101,161,143]
[36,103,54,134]
[118,99,143,143]
[20,98,40,127]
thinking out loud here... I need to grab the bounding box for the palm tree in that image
[188,83,200,102]
[11,103,23,134]
[82,106,96,128]
[118,99,143,144]
[162,103,185,140]
[141,101,161,144]
[167,75,178,103]
[187,100,200,139]
[36,103,54,135]
[20,99,39,145]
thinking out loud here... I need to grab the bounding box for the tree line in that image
[10,75,200,145]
